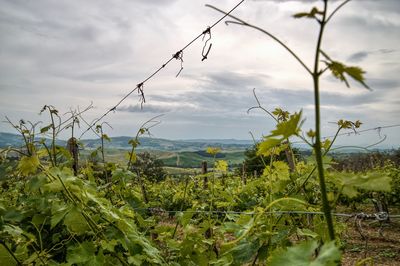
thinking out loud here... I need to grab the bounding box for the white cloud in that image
[0,0,399,147]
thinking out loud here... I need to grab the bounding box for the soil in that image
[341,206,400,266]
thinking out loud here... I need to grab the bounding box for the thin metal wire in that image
[323,124,400,139]
[136,208,400,219]
[79,0,245,139]
[290,124,400,145]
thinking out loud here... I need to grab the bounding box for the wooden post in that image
[67,137,79,175]
[202,161,208,189]
[136,170,149,204]
[242,163,247,185]
[283,141,295,173]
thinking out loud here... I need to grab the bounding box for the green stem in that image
[43,142,55,166]
[48,108,57,166]
[0,240,22,265]
[172,177,189,239]
[312,0,335,241]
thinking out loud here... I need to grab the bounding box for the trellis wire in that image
[79,0,245,139]
[135,208,400,220]
[290,124,400,145]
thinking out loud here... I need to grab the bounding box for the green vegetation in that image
[1,1,399,265]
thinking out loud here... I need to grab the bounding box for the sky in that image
[0,0,399,148]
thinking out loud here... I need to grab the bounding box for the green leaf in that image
[179,210,194,227]
[17,155,40,176]
[2,209,25,223]
[297,228,319,239]
[90,149,98,158]
[313,241,341,266]
[43,179,63,193]
[102,134,111,142]
[67,241,96,264]
[258,111,303,156]
[269,241,340,266]
[128,255,145,265]
[257,138,283,156]
[344,66,371,90]
[226,240,259,264]
[100,239,118,252]
[51,203,70,229]
[271,111,303,139]
[322,54,371,90]
[210,255,233,266]
[40,124,52,134]
[335,170,392,198]
[273,161,289,175]
[26,175,47,192]
[293,7,323,19]
[272,108,289,121]
[270,241,317,266]
[128,139,139,148]
[0,244,17,266]
[357,171,392,191]
[64,207,90,235]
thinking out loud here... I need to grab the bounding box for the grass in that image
[80,148,246,169]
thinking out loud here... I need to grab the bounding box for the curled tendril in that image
[201,27,212,61]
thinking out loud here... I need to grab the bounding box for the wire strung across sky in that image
[79,0,245,139]
[290,123,400,145]
[322,124,400,139]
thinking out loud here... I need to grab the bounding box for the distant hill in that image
[0,132,24,147]
[0,132,252,152]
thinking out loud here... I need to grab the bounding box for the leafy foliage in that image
[0,0,392,264]
[131,151,166,182]
[321,51,371,90]
[258,111,303,156]
[293,7,324,19]
[269,241,340,266]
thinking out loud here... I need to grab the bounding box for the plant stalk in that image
[312,0,335,241]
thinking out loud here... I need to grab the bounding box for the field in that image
[79,148,245,168]
[1,139,399,265]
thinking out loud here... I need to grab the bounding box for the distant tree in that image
[131,151,166,182]
[241,143,301,177]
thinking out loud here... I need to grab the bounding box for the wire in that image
[79,0,245,139]
[136,207,400,219]
[290,123,400,145]
[323,124,400,140]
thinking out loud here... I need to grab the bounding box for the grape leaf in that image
[269,241,340,266]
[64,207,90,235]
[0,244,16,266]
[321,52,371,90]
[67,241,96,264]
[293,7,323,19]
[17,155,39,176]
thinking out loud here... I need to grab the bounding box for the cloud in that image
[347,49,397,63]
[118,104,172,113]
[0,0,399,145]
[347,51,369,63]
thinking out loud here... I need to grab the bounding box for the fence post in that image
[67,137,79,176]
[242,163,247,185]
[202,161,208,189]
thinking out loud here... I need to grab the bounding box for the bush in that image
[131,151,166,182]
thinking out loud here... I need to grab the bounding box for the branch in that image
[247,88,278,123]
[206,4,312,76]
[325,0,351,24]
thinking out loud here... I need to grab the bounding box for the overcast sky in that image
[0,0,399,148]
